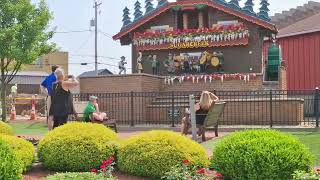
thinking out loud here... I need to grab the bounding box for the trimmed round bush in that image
[0,134,35,172]
[211,130,314,180]
[0,121,13,135]
[46,172,113,180]
[0,139,23,180]
[38,122,118,172]
[117,130,209,179]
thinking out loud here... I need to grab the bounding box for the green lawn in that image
[201,130,320,166]
[10,122,48,135]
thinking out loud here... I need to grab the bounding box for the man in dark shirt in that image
[41,65,59,130]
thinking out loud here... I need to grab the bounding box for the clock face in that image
[211,57,220,67]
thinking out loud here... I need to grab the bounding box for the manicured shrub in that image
[0,139,23,180]
[0,134,35,172]
[0,121,13,135]
[46,172,114,180]
[117,130,209,179]
[293,168,320,180]
[38,122,118,172]
[211,130,314,180]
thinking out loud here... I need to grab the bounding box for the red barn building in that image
[268,1,320,90]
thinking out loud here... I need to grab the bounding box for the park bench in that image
[72,101,118,132]
[197,102,226,141]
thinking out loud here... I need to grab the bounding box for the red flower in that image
[215,173,223,177]
[316,168,320,172]
[109,156,115,161]
[182,159,190,165]
[197,168,206,174]
[90,168,97,173]
[100,164,106,169]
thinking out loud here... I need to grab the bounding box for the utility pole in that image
[93,1,102,76]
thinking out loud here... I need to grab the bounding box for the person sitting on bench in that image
[83,96,108,122]
[181,91,219,135]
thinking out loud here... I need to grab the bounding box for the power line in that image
[98,30,113,39]
[73,32,94,52]
[69,54,121,61]
[54,30,92,34]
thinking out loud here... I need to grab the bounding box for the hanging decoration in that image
[133,23,249,51]
[163,73,257,85]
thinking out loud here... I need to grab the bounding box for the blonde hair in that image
[199,91,216,109]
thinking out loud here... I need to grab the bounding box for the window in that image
[217,20,238,25]
[151,25,170,33]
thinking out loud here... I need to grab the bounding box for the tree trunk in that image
[0,84,6,121]
[0,58,7,121]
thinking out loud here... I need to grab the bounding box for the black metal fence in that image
[73,89,320,128]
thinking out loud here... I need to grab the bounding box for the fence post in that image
[189,94,197,141]
[130,91,134,127]
[315,87,319,128]
[269,90,273,128]
[171,91,175,127]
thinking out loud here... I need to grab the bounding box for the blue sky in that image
[36,0,319,76]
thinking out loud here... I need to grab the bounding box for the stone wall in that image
[80,74,164,93]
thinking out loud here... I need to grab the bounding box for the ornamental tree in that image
[145,0,154,14]
[228,0,240,9]
[0,0,55,121]
[243,0,255,15]
[134,1,143,21]
[258,0,271,21]
[157,0,168,7]
[122,7,132,27]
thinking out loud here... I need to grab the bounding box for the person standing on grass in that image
[41,65,59,130]
[49,68,79,129]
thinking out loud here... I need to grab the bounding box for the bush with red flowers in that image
[117,130,209,179]
[161,159,223,180]
[90,156,115,179]
[38,122,118,172]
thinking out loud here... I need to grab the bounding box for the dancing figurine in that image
[118,56,127,74]
[151,55,159,75]
[136,52,143,73]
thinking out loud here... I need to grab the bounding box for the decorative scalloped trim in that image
[114,0,276,40]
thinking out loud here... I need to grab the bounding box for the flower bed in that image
[133,23,249,50]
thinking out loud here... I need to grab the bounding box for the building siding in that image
[265,31,320,90]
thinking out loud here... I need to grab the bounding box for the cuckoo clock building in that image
[113,0,277,76]
[82,0,286,94]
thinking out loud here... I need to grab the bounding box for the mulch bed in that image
[23,163,150,180]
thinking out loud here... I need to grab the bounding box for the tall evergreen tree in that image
[157,0,168,7]
[134,1,143,21]
[216,0,227,5]
[145,0,154,14]
[228,0,241,10]
[122,7,132,27]
[243,0,255,15]
[258,0,271,21]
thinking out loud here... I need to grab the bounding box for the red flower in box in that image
[197,168,206,174]
[182,159,190,165]
[90,168,97,173]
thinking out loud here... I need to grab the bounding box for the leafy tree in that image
[0,0,55,121]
